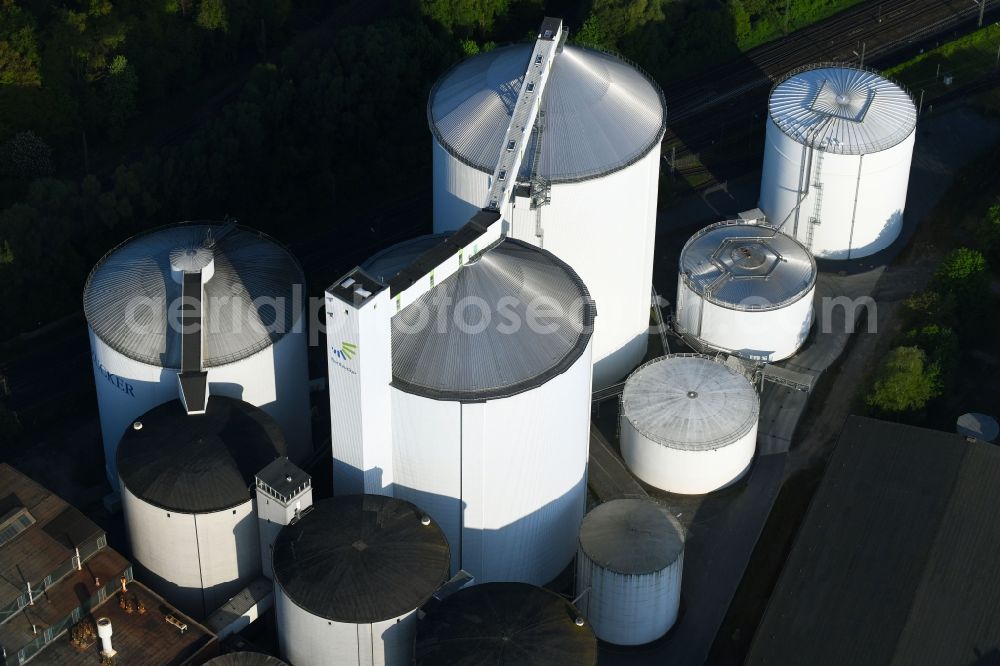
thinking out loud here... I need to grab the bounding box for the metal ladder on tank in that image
[529,111,551,247]
[805,148,825,252]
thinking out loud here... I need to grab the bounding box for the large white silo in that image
[758,65,917,259]
[428,44,666,387]
[272,495,450,666]
[362,237,595,586]
[415,582,597,665]
[117,396,286,619]
[83,223,312,487]
[620,355,759,495]
[576,498,685,645]
[675,221,817,361]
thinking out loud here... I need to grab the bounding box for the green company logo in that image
[333,341,357,361]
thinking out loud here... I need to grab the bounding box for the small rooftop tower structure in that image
[676,221,817,361]
[415,582,597,665]
[620,355,760,494]
[84,222,311,488]
[255,458,312,580]
[758,65,917,259]
[117,396,285,618]
[427,18,666,387]
[272,495,450,666]
[576,499,685,645]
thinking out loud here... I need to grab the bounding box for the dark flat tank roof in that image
[272,495,450,624]
[117,397,286,513]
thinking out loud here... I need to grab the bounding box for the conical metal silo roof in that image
[768,64,916,155]
[428,44,666,182]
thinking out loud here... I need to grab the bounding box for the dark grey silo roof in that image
[117,397,286,513]
[362,234,452,284]
[272,495,450,624]
[579,499,684,575]
[415,582,598,665]
[83,223,305,368]
[390,239,595,401]
[429,44,666,182]
[204,654,288,666]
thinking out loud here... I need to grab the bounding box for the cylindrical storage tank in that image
[675,221,817,361]
[204,654,289,666]
[428,45,666,387]
[620,355,759,494]
[758,65,917,259]
[272,495,450,666]
[364,237,595,585]
[415,582,597,665]
[83,222,312,488]
[117,396,285,619]
[576,499,684,645]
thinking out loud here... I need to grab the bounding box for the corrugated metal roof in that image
[83,223,305,368]
[117,397,286,513]
[429,44,666,182]
[579,499,684,575]
[415,582,597,665]
[769,64,916,155]
[622,355,759,451]
[747,416,1000,666]
[680,222,816,310]
[391,238,594,401]
[272,496,450,624]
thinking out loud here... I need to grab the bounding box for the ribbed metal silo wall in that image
[619,417,757,495]
[275,584,417,666]
[120,485,258,619]
[90,330,178,487]
[576,548,683,645]
[432,140,491,230]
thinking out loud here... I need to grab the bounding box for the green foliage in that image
[420,0,511,35]
[0,130,53,178]
[197,0,229,32]
[866,346,941,414]
[0,0,41,86]
[932,247,989,300]
[461,39,479,56]
[902,323,959,385]
[982,203,1000,261]
[574,14,614,51]
[729,0,752,45]
[102,54,137,135]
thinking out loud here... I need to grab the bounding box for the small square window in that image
[526,83,535,93]
[506,140,515,151]
[498,170,507,181]
[535,55,543,64]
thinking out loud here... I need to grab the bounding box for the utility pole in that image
[877,3,882,22]
[853,42,867,68]
[935,63,940,80]
[977,0,986,27]
[670,146,676,175]
[918,89,925,116]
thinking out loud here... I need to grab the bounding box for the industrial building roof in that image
[622,355,759,451]
[415,582,597,665]
[83,223,305,368]
[272,495,450,624]
[769,64,916,155]
[680,222,816,310]
[429,44,666,182]
[579,499,684,575]
[205,653,288,665]
[390,238,595,401]
[747,416,1000,666]
[117,397,286,513]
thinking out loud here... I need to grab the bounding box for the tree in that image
[420,0,511,35]
[982,203,1000,261]
[729,0,752,45]
[575,14,614,51]
[196,0,228,32]
[103,54,137,135]
[0,0,41,86]
[866,346,941,414]
[933,247,989,298]
[0,130,53,177]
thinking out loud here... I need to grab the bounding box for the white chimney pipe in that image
[97,617,115,656]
